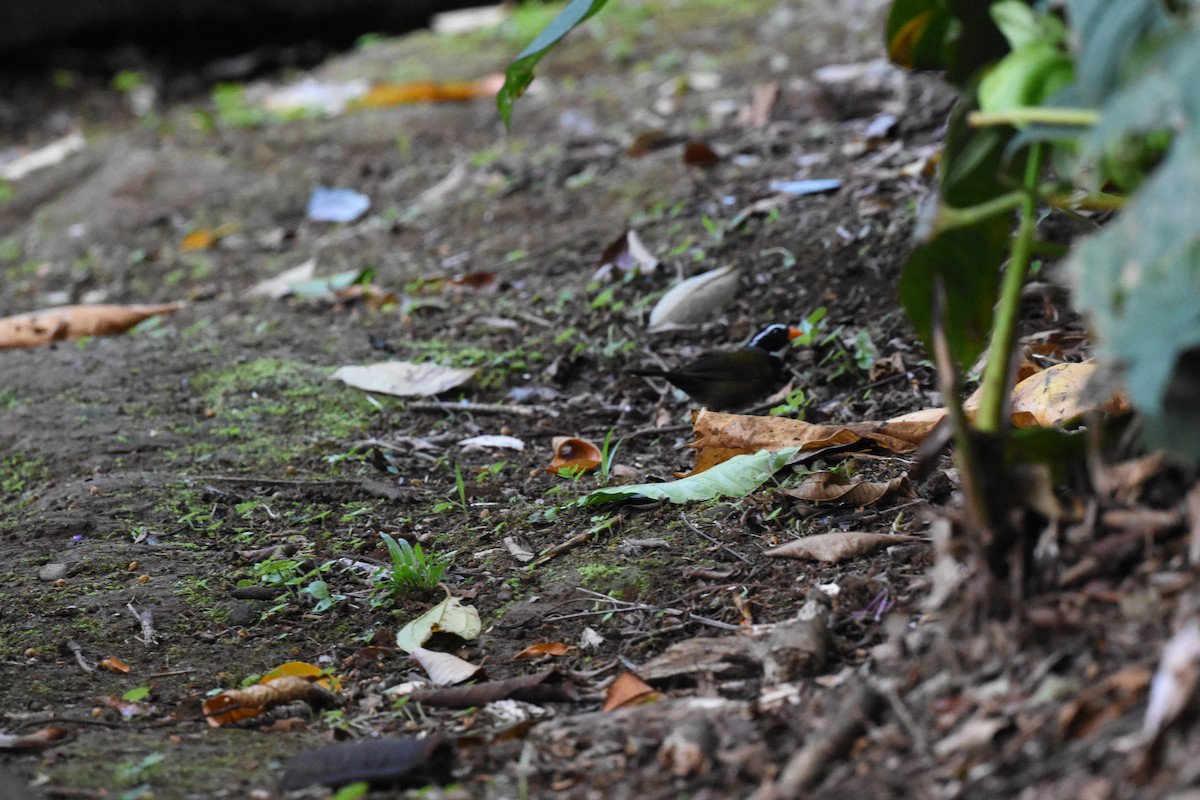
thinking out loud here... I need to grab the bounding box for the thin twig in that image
[680,511,751,564]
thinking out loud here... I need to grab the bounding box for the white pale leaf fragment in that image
[459,435,526,451]
[411,646,483,687]
[1145,617,1200,737]
[648,265,740,327]
[332,361,475,398]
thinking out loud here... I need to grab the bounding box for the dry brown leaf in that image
[686,409,936,474]
[0,303,184,350]
[1010,361,1130,428]
[0,726,72,752]
[99,656,131,674]
[513,642,576,660]
[738,82,781,127]
[1059,664,1152,740]
[603,672,660,712]
[682,140,721,167]
[765,531,924,563]
[594,229,659,281]
[203,674,333,728]
[781,471,913,506]
[547,436,602,475]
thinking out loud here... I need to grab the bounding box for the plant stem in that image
[967,107,1098,127]
[975,142,1044,433]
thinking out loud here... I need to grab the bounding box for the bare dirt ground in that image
[0,1,1196,798]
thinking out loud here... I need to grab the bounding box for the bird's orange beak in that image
[786,327,803,341]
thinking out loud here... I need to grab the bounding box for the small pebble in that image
[39,563,68,582]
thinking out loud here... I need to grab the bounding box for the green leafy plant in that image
[375,532,456,598]
[598,429,621,485]
[497,0,610,128]
[432,463,469,514]
[241,555,344,614]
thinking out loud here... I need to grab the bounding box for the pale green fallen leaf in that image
[583,447,800,506]
[396,596,482,653]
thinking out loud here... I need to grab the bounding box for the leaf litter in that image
[0,1,1196,798]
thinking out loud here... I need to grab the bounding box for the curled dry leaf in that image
[0,303,184,350]
[603,672,661,712]
[547,436,602,474]
[782,471,914,506]
[331,361,476,398]
[513,642,576,660]
[99,656,131,674]
[0,726,72,753]
[765,531,925,563]
[594,229,659,281]
[648,265,741,327]
[682,140,721,168]
[203,674,335,728]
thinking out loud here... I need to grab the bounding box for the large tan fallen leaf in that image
[1010,361,1130,428]
[331,361,475,398]
[765,531,925,563]
[687,409,936,474]
[0,303,184,350]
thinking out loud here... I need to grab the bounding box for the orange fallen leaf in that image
[513,642,576,660]
[547,436,602,475]
[355,75,504,108]
[261,660,340,691]
[0,302,184,350]
[99,656,131,674]
[603,672,660,712]
[180,222,242,251]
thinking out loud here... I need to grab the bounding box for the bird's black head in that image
[746,323,801,355]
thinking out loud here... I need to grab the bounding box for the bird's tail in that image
[629,368,670,378]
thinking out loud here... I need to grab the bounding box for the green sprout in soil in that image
[374,532,455,599]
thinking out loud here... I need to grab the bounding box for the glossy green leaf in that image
[979,42,1074,116]
[497,0,609,129]
[899,216,1010,370]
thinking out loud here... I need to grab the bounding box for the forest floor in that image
[0,1,1196,798]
